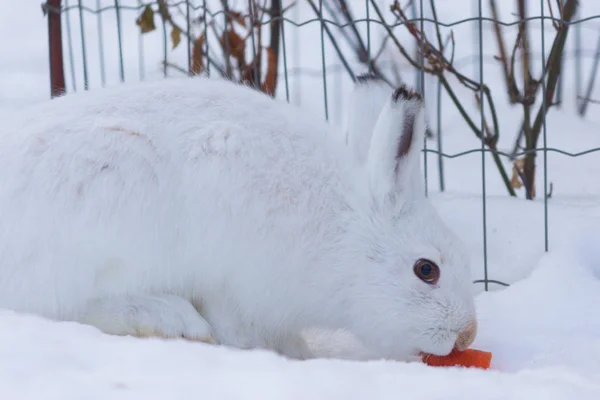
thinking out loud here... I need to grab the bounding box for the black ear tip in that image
[392,85,423,103]
[356,73,382,84]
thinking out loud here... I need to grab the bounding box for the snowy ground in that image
[0,234,599,399]
[1,0,600,399]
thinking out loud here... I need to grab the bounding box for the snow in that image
[1,0,600,399]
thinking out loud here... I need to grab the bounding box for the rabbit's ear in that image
[343,74,392,165]
[366,85,425,205]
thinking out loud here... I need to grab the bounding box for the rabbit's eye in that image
[413,259,440,285]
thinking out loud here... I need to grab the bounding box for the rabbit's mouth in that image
[417,329,459,357]
[454,320,478,351]
[418,320,478,357]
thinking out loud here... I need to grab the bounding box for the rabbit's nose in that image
[454,320,477,351]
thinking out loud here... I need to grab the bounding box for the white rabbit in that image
[0,76,477,361]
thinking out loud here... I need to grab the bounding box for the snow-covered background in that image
[1,0,600,398]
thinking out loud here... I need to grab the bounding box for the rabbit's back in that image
[0,77,352,321]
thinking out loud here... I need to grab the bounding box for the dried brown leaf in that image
[510,158,525,189]
[220,29,246,67]
[227,11,247,28]
[136,5,156,34]
[260,47,278,96]
[171,26,181,49]
[191,33,205,75]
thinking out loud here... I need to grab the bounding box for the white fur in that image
[0,76,476,361]
[343,75,393,165]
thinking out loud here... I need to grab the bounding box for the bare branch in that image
[162,60,190,75]
[489,0,521,103]
[306,0,357,82]
[333,0,371,63]
[578,96,600,105]
[547,0,560,30]
[369,0,430,72]
[522,0,578,199]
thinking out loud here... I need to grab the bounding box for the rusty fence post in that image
[45,0,66,98]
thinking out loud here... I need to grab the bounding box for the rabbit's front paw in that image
[79,294,218,344]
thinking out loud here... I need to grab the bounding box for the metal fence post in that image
[46,0,66,98]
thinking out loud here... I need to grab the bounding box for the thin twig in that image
[447,31,456,65]
[578,96,600,105]
[162,60,190,75]
[547,0,560,30]
[475,93,493,139]
[306,0,357,82]
[322,0,360,53]
[429,0,444,54]
[325,0,391,84]
[369,0,430,72]
[490,0,521,103]
[334,0,370,63]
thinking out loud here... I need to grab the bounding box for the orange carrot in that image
[421,348,492,369]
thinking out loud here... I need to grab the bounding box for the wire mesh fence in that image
[42,0,600,291]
